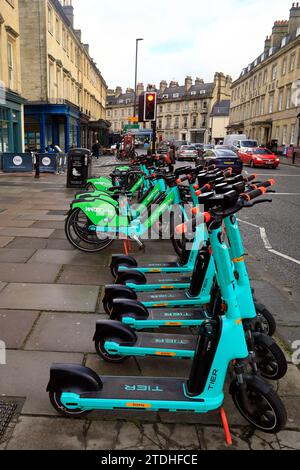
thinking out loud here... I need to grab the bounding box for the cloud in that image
[72,0,292,89]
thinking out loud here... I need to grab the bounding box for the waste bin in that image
[66,148,92,188]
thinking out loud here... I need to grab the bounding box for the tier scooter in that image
[48,188,287,435]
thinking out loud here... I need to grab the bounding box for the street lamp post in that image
[134,38,143,118]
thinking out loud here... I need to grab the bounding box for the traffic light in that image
[144,92,157,121]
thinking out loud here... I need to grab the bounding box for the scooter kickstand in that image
[220,407,232,446]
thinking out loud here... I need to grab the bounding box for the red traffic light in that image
[144,92,157,121]
[147,94,155,102]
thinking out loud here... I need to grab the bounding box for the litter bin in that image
[66,148,92,188]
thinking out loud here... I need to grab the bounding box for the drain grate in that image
[0,401,17,438]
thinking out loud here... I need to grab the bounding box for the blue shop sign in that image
[2,153,33,172]
[39,154,57,173]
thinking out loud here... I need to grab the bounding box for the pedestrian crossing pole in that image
[152,120,157,154]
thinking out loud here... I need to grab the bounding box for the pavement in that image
[0,156,299,451]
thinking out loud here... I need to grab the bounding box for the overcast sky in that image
[72,0,292,90]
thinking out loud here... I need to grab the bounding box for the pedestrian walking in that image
[290,144,297,165]
[92,140,101,159]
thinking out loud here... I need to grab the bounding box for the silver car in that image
[177,145,198,161]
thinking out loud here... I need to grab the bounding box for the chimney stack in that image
[195,77,204,86]
[184,76,193,91]
[270,20,289,47]
[288,2,300,34]
[62,1,74,28]
[115,86,122,97]
[159,80,168,93]
[264,36,271,52]
[137,83,144,95]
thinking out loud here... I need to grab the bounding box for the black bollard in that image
[35,153,40,179]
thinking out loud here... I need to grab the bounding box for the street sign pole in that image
[152,120,156,154]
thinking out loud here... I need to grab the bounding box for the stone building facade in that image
[19,0,108,152]
[228,3,300,148]
[106,73,231,144]
[0,0,25,153]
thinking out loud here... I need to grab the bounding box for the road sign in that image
[123,124,140,133]
[128,116,139,123]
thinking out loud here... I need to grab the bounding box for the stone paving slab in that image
[0,310,39,348]
[57,265,113,285]
[0,282,7,292]
[0,263,61,283]
[45,239,76,250]
[0,237,14,248]
[5,237,48,250]
[0,283,100,312]
[0,227,55,238]
[28,249,109,266]
[25,312,98,353]
[0,219,35,228]
[32,220,65,229]
[0,350,83,415]
[17,214,66,222]
[6,417,85,450]
[0,248,35,263]
[49,229,67,239]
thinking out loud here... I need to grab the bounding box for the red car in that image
[239,148,280,169]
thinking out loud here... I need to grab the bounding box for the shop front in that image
[0,90,24,154]
[24,102,81,153]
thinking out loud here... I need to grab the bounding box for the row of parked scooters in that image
[47,154,288,444]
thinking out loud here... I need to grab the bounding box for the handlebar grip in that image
[207,164,216,171]
[258,179,276,188]
[223,168,233,178]
[244,173,257,183]
[176,175,191,184]
[241,187,267,201]
[175,212,212,234]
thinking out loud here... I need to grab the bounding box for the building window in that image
[260,97,265,115]
[286,86,292,109]
[271,64,277,81]
[7,40,14,90]
[167,103,172,112]
[202,101,207,110]
[176,103,180,111]
[174,116,179,128]
[253,77,257,90]
[263,69,268,84]
[290,53,296,72]
[291,124,296,144]
[282,125,287,145]
[183,116,188,128]
[192,115,197,127]
[107,110,111,117]
[173,93,179,98]
[62,27,66,50]
[114,110,118,117]
[275,126,280,141]
[48,5,53,34]
[55,17,60,42]
[282,58,287,76]
[159,105,163,113]
[184,103,189,112]
[49,60,55,99]
[269,94,274,113]
[255,98,260,116]
[127,108,131,116]
[166,116,171,129]
[278,89,283,111]
[121,109,124,117]
[158,119,162,129]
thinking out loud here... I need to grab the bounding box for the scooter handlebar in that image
[241,187,267,201]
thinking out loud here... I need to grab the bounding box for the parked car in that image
[177,145,199,161]
[224,135,259,153]
[202,148,243,174]
[239,147,280,169]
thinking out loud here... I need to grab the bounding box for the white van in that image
[224,134,259,153]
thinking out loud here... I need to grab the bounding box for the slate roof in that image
[210,100,230,117]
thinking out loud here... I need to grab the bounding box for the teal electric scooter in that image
[47,187,287,436]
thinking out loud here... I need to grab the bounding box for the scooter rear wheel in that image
[231,378,287,433]
[49,391,90,418]
[253,334,287,380]
[65,208,114,253]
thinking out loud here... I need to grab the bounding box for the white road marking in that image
[238,218,300,265]
[259,227,272,250]
[268,249,300,266]
[269,193,300,195]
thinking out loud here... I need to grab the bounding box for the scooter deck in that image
[133,332,197,350]
[79,376,194,402]
[137,291,194,303]
[136,262,181,270]
[134,273,191,284]
[146,308,206,321]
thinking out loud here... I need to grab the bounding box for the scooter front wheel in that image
[254,306,276,336]
[231,377,287,433]
[253,333,287,380]
[49,391,90,418]
[94,338,129,363]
